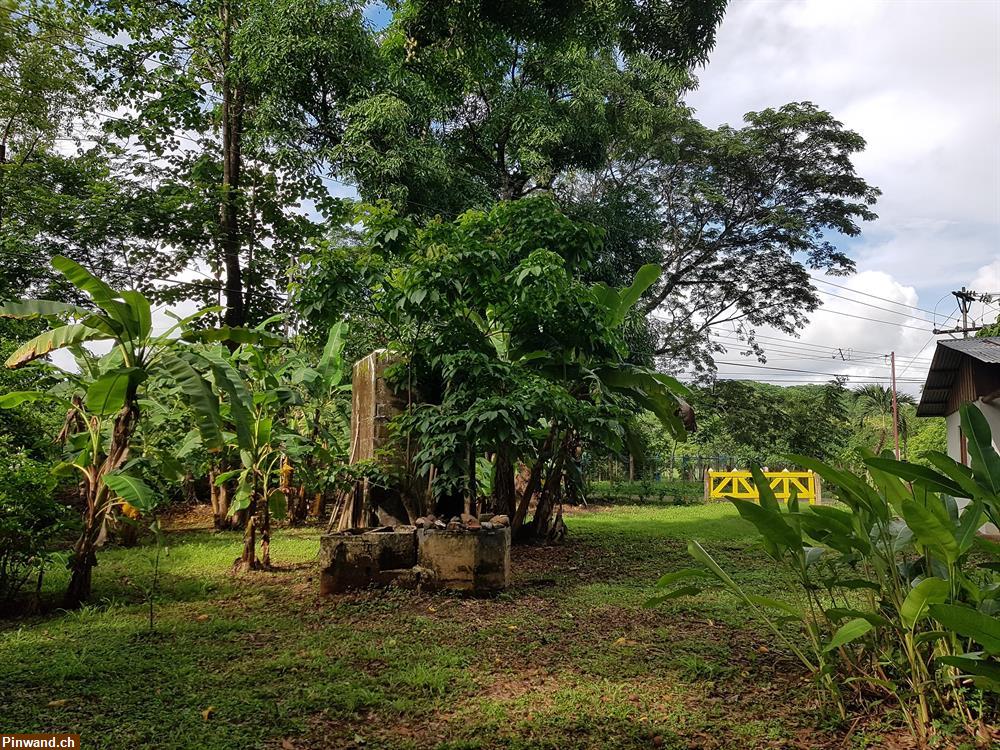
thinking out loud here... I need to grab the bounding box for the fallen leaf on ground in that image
[201,706,215,721]
[47,699,71,707]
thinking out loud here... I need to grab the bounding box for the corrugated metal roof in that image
[916,337,1000,416]
[937,337,1000,363]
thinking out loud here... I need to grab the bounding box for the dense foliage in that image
[0,439,70,608]
[651,404,1000,743]
[604,380,945,479]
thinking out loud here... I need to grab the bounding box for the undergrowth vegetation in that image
[651,404,1000,745]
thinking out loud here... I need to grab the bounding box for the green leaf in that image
[85,368,145,415]
[730,498,801,550]
[615,263,661,324]
[824,618,874,652]
[936,655,1000,693]
[960,403,1000,496]
[52,255,117,304]
[746,595,803,619]
[214,470,242,486]
[317,321,348,385]
[901,578,950,630]
[901,497,960,563]
[826,608,891,628]
[643,586,705,607]
[268,489,287,520]
[0,299,91,320]
[865,457,963,498]
[102,472,158,515]
[591,283,621,318]
[121,290,152,339]
[654,568,714,589]
[750,464,780,513]
[925,452,986,500]
[687,540,743,597]
[197,350,254,451]
[229,482,252,514]
[0,390,72,410]
[929,604,1000,654]
[158,352,224,450]
[51,256,138,335]
[956,498,985,555]
[5,323,111,367]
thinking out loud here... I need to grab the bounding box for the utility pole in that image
[890,351,900,460]
[933,288,985,336]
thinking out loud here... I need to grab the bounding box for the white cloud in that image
[690,0,1000,390]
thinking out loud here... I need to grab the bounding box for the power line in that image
[710,360,928,378]
[708,332,933,363]
[813,288,934,323]
[808,307,934,332]
[809,275,940,317]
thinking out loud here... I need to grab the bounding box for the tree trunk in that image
[181,471,199,504]
[511,424,559,535]
[219,0,246,328]
[466,441,478,517]
[260,488,271,569]
[530,435,570,540]
[493,448,515,516]
[64,400,139,607]
[236,500,258,572]
[209,466,234,530]
[290,484,308,525]
[310,490,324,518]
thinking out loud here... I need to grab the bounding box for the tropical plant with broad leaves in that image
[280,322,351,525]
[0,256,276,605]
[647,404,1000,743]
[186,340,305,571]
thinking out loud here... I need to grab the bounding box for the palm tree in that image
[853,384,916,455]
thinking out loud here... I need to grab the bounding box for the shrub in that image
[0,443,71,610]
[649,403,1000,744]
[588,479,702,505]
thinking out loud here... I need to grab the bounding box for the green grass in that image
[0,504,881,749]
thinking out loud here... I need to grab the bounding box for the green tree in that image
[572,103,880,369]
[852,384,916,455]
[309,197,690,540]
[326,0,726,212]
[35,0,373,325]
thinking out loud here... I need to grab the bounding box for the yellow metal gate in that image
[706,470,819,503]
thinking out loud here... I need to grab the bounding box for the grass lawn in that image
[0,503,901,749]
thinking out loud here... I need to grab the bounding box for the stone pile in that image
[413,513,510,531]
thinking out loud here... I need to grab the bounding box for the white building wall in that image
[946,411,962,461]
[945,398,1000,536]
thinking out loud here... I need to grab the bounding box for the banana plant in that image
[0,256,275,605]
[189,343,300,571]
[282,322,351,524]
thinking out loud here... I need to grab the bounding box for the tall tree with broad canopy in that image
[40,0,375,325]
[565,102,880,372]
[327,0,726,212]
